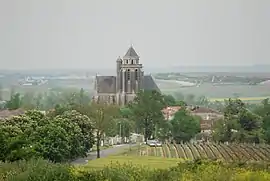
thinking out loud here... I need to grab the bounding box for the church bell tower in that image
[116,46,144,105]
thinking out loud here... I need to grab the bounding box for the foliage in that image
[5,93,22,110]
[75,102,120,158]
[213,98,263,143]
[0,110,94,163]
[2,158,270,181]
[253,98,270,144]
[128,90,166,141]
[3,88,91,111]
[170,109,201,142]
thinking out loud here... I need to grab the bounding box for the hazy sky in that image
[0,0,269,70]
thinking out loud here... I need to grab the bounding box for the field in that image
[138,143,270,162]
[81,143,270,170]
[209,96,270,102]
[82,156,180,170]
[1,72,270,101]
[159,81,270,99]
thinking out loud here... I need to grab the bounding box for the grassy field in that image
[81,156,180,170]
[77,145,180,170]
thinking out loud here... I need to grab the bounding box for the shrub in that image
[1,158,270,181]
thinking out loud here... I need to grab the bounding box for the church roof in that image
[143,75,160,92]
[95,76,116,93]
[95,75,160,93]
[123,46,139,59]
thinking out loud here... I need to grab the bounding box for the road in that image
[71,144,135,165]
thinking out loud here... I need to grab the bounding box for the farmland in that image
[139,143,270,162]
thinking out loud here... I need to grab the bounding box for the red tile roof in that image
[161,106,182,120]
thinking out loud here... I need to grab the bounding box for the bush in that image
[0,158,73,181]
[1,159,270,181]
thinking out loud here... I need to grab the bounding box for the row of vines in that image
[141,143,270,161]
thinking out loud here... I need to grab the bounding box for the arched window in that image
[135,69,138,80]
[127,69,130,80]
[131,59,134,64]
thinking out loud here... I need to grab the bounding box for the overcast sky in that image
[0,0,269,70]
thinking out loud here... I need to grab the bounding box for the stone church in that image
[93,46,160,105]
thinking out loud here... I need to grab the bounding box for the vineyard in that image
[139,143,270,161]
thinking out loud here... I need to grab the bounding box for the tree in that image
[0,110,95,163]
[128,90,166,141]
[76,102,120,158]
[253,98,270,143]
[59,110,95,152]
[164,94,176,106]
[170,109,200,143]
[213,98,263,143]
[5,92,22,110]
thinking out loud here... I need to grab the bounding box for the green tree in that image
[128,90,166,141]
[253,98,270,143]
[164,94,176,106]
[170,109,200,143]
[213,98,263,143]
[59,110,95,152]
[5,92,22,110]
[0,110,94,163]
[76,102,120,158]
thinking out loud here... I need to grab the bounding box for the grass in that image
[79,144,182,170]
[80,156,181,170]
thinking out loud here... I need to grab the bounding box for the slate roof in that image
[123,46,139,59]
[143,75,160,92]
[96,76,116,93]
[95,75,159,93]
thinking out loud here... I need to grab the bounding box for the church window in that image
[135,69,138,80]
[126,60,128,64]
[131,60,134,64]
[127,69,130,80]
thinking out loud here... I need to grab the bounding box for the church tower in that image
[116,46,144,105]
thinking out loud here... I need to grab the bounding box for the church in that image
[93,46,160,105]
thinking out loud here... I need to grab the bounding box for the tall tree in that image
[253,98,270,143]
[76,102,120,158]
[128,90,166,141]
[170,109,200,143]
[213,98,263,143]
[5,93,22,110]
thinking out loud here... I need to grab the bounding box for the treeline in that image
[1,87,270,163]
[212,98,270,144]
[0,90,202,163]
[1,88,92,111]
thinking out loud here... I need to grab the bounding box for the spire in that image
[116,56,122,62]
[123,46,139,59]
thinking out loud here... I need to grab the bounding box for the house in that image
[93,46,160,106]
[188,106,223,133]
[161,106,182,121]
